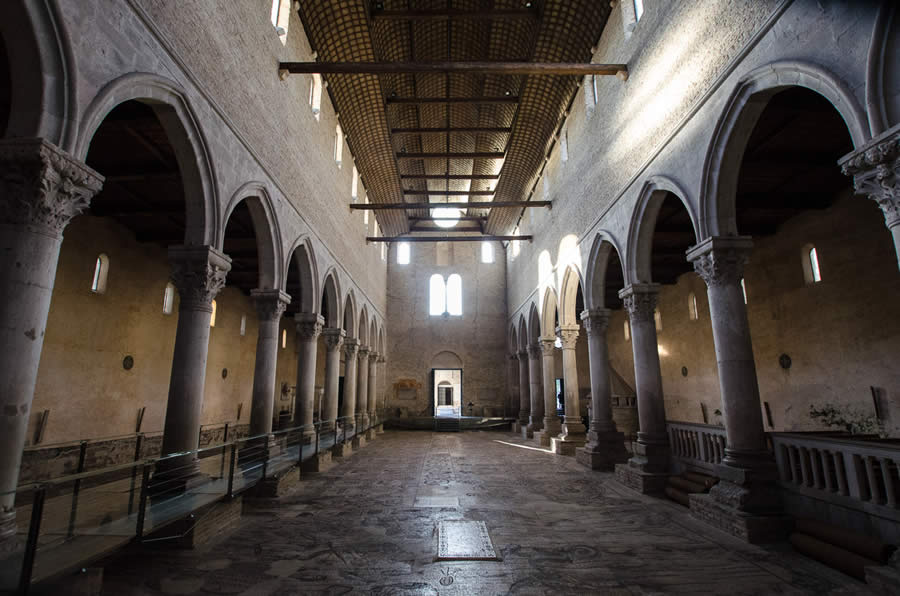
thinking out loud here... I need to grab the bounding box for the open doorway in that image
[433,369,462,417]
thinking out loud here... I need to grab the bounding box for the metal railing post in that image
[261,439,270,481]
[19,486,46,594]
[128,433,143,515]
[226,442,237,497]
[135,462,152,539]
[315,423,320,457]
[223,422,229,444]
[342,418,348,445]
[67,440,88,538]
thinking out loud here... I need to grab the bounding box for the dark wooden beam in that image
[351,201,551,210]
[396,152,504,159]
[409,216,486,222]
[387,96,518,104]
[367,235,530,242]
[370,9,537,21]
[409,226,483,233]
[392,127,511,134]
[402,190,494,196]
[400,174,500,180]
[278,61,628,76]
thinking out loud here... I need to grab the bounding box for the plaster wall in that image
[385,242,508,418]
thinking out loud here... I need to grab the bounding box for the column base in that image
[375,424,384,434]
[575,431,630,470]
[534,430,556,448]
[561,418,586,435]
[248,466,301,499]
[351,434,366,450]
[511,421,522,433]
[320,421,336,433]
[301,450,332,474]
[551,435,586,455]
[627,436,670,474]
[521,426,534,439]
[366,428,377,441]
[614,463,668,495]
[332,441,353,458]
[689,493,790,544]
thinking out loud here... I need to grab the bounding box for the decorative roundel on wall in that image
[681,366,688,377]
[779,354,792,370]
[222,368,228,379]
[122,355,134,370]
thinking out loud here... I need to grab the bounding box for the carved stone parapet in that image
[527,343,542,360]
[555,325,579,349]
[580,308,611,336]
[539,337,557,355]
[295,313,325,340]
[839,123,900,228]
[251,289,290,322]
[0,138,104,236]
[342,337,359,359]
[686,236,754,288]
[618,284,659,323]
[322,328,345,352]
[168,245,231,311]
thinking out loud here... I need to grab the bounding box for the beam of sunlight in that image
[493,440,554,454]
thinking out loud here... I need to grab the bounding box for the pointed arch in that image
[223,182,283,290]
[378,325,385,356]
[700,60,869,238]
[320,270,341,328]
[369,318,378,353]
[342,290,357,338]
[558,265,585,326]
[585,232,627,310]
[508,323,519,354]
[284,236,319,314]
[540,286,559,337]
[517,314,529,351]
[527,303,541,345]
[358,306,369,347]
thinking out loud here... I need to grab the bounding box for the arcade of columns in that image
[0,138,387,543]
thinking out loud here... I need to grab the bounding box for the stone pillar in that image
[526,343,544,435]
[516,350,530,426]
[551,325,586,455]
[686,236,785,543]
[367,351,378,429]
[576,308,628,470]
[506,353,519,419]
[160,246,231,466]
[320,328,344,432]
[614,284,668,494]
[376,354,386,431]
[356,346,369,428]
[534,337,561,446]
[0,139,103,544]
[293,313,323,439]
[341,338,359,424]
[839,124,900,269]
[248,290,290,437]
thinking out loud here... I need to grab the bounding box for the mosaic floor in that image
[100,430,868,595]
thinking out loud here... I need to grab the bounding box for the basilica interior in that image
[1,1,900,594]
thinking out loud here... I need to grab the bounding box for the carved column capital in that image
[618,283,659,323]
[580,308,611,336]
[168,245,231,312]
[358,347,370,359]
[527,343,542,360]
[517,349,529,363]
[369,351,379,363]
[840,125,900,229]
[322,328,345,352]
[509,352,519,362]
[251,289,290,322]
[556,325,579,349]
[377,355,386,364]
[0,138,104,236]
[539,336,557,355]
[686,236,753,288]
[342,338,359,359]
[295,313,325,340]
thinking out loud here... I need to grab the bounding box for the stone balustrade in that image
[667,421,727,475]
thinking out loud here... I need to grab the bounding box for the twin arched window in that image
[429,274,462,316]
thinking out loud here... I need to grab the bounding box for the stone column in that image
[534,337,561,446]
[0,139,103,544]
[248,289,290,438]
[293,313,323,440]
[687,236,785,542]
[552,325,586,454]
[839,124,900,269]
[376,354,386,431]
[516,350,530,425]
[320,328,344,432]
[615,284,668,493]
[526,343,544,435]
[341,339,359,424]
[160,246,231,464]
[506,353,519,419]
[356,346,369,428]
[576,308,628,470]
[367,351,378,428]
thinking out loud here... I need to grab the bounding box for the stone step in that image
[667,475,707,494]
[664,485,691,507]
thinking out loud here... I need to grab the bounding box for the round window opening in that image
[123,355,134,370]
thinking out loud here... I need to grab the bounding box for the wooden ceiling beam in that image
[409,216,486,222]
[387,96,518,104]
[351,201,550,210]
[370,9,538,22]
[367,235,531,242]
[403,190,495,196]
[397,152,504,159]
[408,225,483,233]
[278,61,627,77]
[400,174,500,180]
[392,127,511,134]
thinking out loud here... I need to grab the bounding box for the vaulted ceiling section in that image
[296,1,612,238]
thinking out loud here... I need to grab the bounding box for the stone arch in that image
[584,232,627,310]
[358,306,369,347]
[321,270,341,328]
[222,183,282,290]
[75,73,218,246]
[527,303,541,345]
[626,175,698,284]
[558,265,585,326]
[508,323,519,354]
[517,314,529,351]
[342,291,357,338]
[540,286,559,338]
[701,60,869,238]
[369,318,378,353]
[378,326,385,356]
[432,350,463,369]
[284,236,319,314]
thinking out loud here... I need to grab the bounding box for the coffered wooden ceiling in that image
[294,0,613,239]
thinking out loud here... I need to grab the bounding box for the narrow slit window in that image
[163,282,175,315]
[592,75,599,105]
[282,329,287,349]
[560,128,569,162]
[447,274,462,316]
[481,241,494,264]
[270,0,290,44]
[334,124,343,165]
[429,274,445,316]
[363,195,369,227]
[804,245,822,284]
[512,227,521,257]
[309,74,322,119]
[240,314,247,336]
[624,320,630,342]
[634,0,644,21]
[210,300,217,327]
[654,309,662,332]
[351,165,359,202]
[741,278,748,304]
[688,292,698,321]
[91,254,109,294]
[397,242,410,265]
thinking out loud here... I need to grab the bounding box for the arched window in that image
[309,73,322,119]
[351,165,359,202]
[560,128,569,162]
[163,282,175,315]
[334,124,343,165]
[654,308,662,332]
[802,244,822,284]
[363,195,369,227]
[269,0,290,44]
[688,292,698,321]
[91,254,109,294]
[240,314,247,336]
[429,274,445,316]
[481,241,494,264]
[282,329,287,348]
[381,241,386,261]
[634,0,644,21]
[210,300,217,327]
[740,278,748,304]
[397,242,410,265]
[447,274,462,316]
[512,226,521,257]
[624,320,630,341]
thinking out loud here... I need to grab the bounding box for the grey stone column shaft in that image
[540,337,562,435]
[581,309,616,434]
[527,343,544,431]
[619,284,668,472]
[356,346,369,426]
[516,351,530,424]
[320,328,344,431]
[341,339,359,424]
[160,246,231,462]
[506,353,519,418]
[557,325,586,438]
[248,290,290,437]
[0,139,103,542]
[293,314,323,431]
[367,352,378,424]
